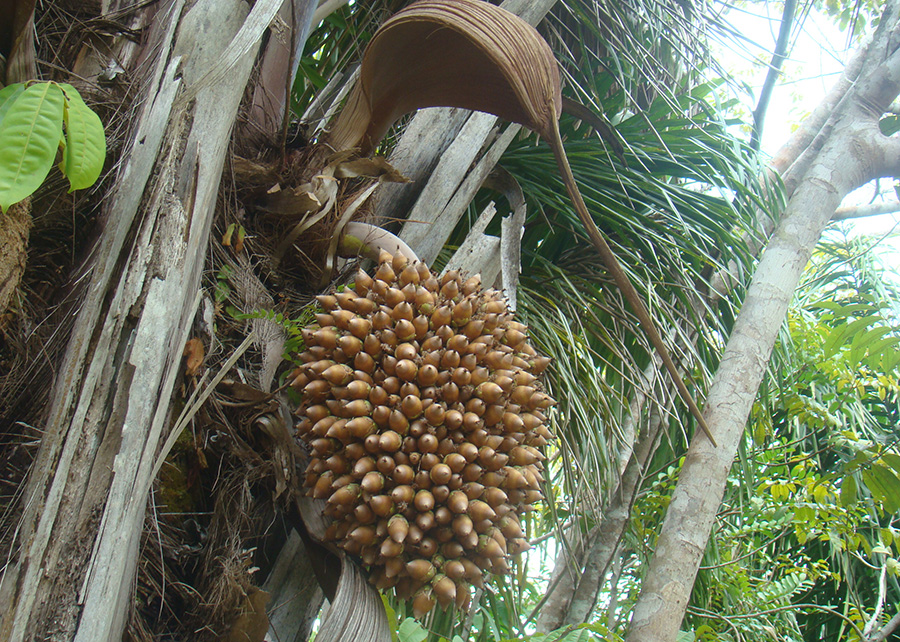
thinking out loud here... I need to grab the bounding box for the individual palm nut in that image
[361,471,385,494]
[430,463,452,485]
[392,463,415,485]
[400,394,423,418]
[389,409,409,433]
[376,262,394,284]
[418,433,438,453]
[424,402,445,426]
[447,489,469,514]
[412,590,435,619]
[395,319,416,341]
[396,359,417,381]
[391,484,415,505]
[379,430,402,452]
[414,489,435,512]
[370,494,394,518]
[407,559,435,582]
[388,514,410,543]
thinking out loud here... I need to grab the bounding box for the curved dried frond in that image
[328,0,561,153]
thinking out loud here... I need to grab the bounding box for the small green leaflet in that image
[59,83,106,192]
[397,618,428,642]
[0,82,65,213]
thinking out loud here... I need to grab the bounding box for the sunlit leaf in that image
[59,83,106,192]
[0,81,65,212]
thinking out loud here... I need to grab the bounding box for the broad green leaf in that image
[397,618,427,642]
[840,475,858,506]
[0,83,25,125]
[883,453,900,476]
[0,82,65,212]
[849,325,893,365]
[59,83,106,192]
[865,464,900,514]
[882,348,900,373]
[824,315,881,360]
[865,336,900,370]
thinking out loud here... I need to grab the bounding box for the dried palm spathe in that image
[328,0,561,154]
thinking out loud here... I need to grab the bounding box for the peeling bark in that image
[0,199,31,319]
[0,1,316,640]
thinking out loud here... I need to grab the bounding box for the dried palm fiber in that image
[291,251,554,615]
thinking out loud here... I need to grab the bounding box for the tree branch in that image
[866,610,900,642]
[832,199,900,220]
[774,39,869,181]
[750,0,796,152]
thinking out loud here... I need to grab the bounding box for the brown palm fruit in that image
[293,250,555,619]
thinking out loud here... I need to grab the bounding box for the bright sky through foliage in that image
[716,2,900,242]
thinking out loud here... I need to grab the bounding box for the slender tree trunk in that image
[563,398,668,626]
[626,4,900,639]
[537,352,664,632]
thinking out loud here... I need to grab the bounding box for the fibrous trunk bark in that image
[0,1,314,640]
[626,3,900,640]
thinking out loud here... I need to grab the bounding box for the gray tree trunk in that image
[626,3,900,640]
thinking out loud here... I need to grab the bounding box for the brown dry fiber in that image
[327,0,715,444]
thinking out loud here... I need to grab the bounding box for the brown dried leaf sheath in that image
[328,0,561,153]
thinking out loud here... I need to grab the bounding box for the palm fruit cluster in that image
[291,251,554,616]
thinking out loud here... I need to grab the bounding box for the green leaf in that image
[840,475,858,506]
[864,464,900,514]
[381,594,399,642]
[849,325,893,365]
[882,453,900,477]
[397,618,428,642]
[824,315,881,360]
[59,83,106,192]
[0,83,26,125]
[0,82,65,212]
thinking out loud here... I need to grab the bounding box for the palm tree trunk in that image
[0,1,315,639]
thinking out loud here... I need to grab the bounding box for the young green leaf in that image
[0,81,65,213]
[59,83,106,192]
[0,83,26,126]
[839,474,858,506]
[397,618,428,642]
